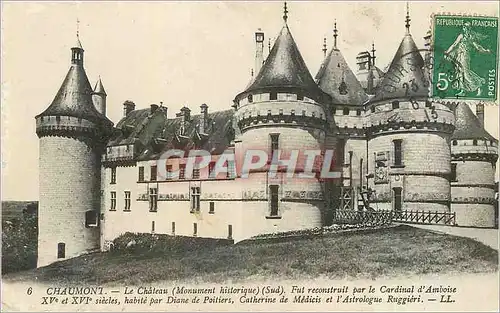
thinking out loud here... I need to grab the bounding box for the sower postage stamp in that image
[1,1,499,312]
[432,15,499,100]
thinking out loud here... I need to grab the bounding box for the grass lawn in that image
[4,225,498,285]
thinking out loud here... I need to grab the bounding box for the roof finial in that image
[371,42,376,66]
[283,2,288,23]
[333,20,338,50]
[405,2,411,33]
[322,37,327,57]
[74,17,83,49]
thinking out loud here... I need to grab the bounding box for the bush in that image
[111,232,233,255]
[2,210,38,273]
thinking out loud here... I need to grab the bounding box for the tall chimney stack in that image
[199,103,208,134]
[255,29,265,76]
[476,102,485,128]
[123,100,135,117]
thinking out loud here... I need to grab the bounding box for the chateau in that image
[35,4,498,267]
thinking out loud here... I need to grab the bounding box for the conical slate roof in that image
[316,48,368,105]
[370,33,428,103]
[239,24,327,101]
[452,103,497,141]
[94,77,107,95]
[37,47,111,125]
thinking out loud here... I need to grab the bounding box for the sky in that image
[2,1,499,201]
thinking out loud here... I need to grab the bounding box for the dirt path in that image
[404,224,499,250]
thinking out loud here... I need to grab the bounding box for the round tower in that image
[450,102,498,227]
[35,34,113,267]
[366,7,455,212]
[315,21,369,211]
[233,3,332,239]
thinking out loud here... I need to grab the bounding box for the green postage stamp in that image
[432,15,498,100]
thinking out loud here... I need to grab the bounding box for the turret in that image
[92,77,107,115]
[365,4,455,213]
[315,21,368,206]
[233,2,331,239]
[450,103,498,227]
[35,32,112,267]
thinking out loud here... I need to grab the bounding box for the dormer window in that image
[339,81,348,95]
[343,108,349,115]
[452,140,458,146]
[297,93,304,100]
[270,92,277,100]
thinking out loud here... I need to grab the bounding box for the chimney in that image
[179,106,191,135]
[199,103,208,134]
[476,102,485,128]
[150,104,159,113]
[255,29,265,76]
[123,100,135,117]
[159,101,167,117]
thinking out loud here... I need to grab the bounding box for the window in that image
[179,164,186,179]
[191,187,201,212]
[151,221,155,233]
[392,100,400,109]
[228,225,233,239]
[208,161,216,178]
[270,133,279,151]
[332,108,336,115]
[166,165,173,179]
[124,191,131,211]
[248,94,253,103]
[209,202,215,214]
[270,92,277,100]
[149,188,158,212]
[473,139,477,146]
[110,191,116,211]
[393,187,402,212]
[57,243,65,259]
[227,160,235,178]
[343,108,349,115]
[85,210,98,227]
[172,222,176,235]
[193,168,200,179]
[371,106,375,113]
[393,140,403,166]
[269,185,279,217]
[356,109,361,116]
[452,140,458,146]
[193,223,198,236]
[138,166,145,182]
[110,167,116,184]
[150,165,157,181]
[297,93,304,100]
[451,163,457,181]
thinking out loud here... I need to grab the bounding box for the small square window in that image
[270,92,277,100]
[392,101,400,109]
[297,93,304,101]
[343,108,349,115]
